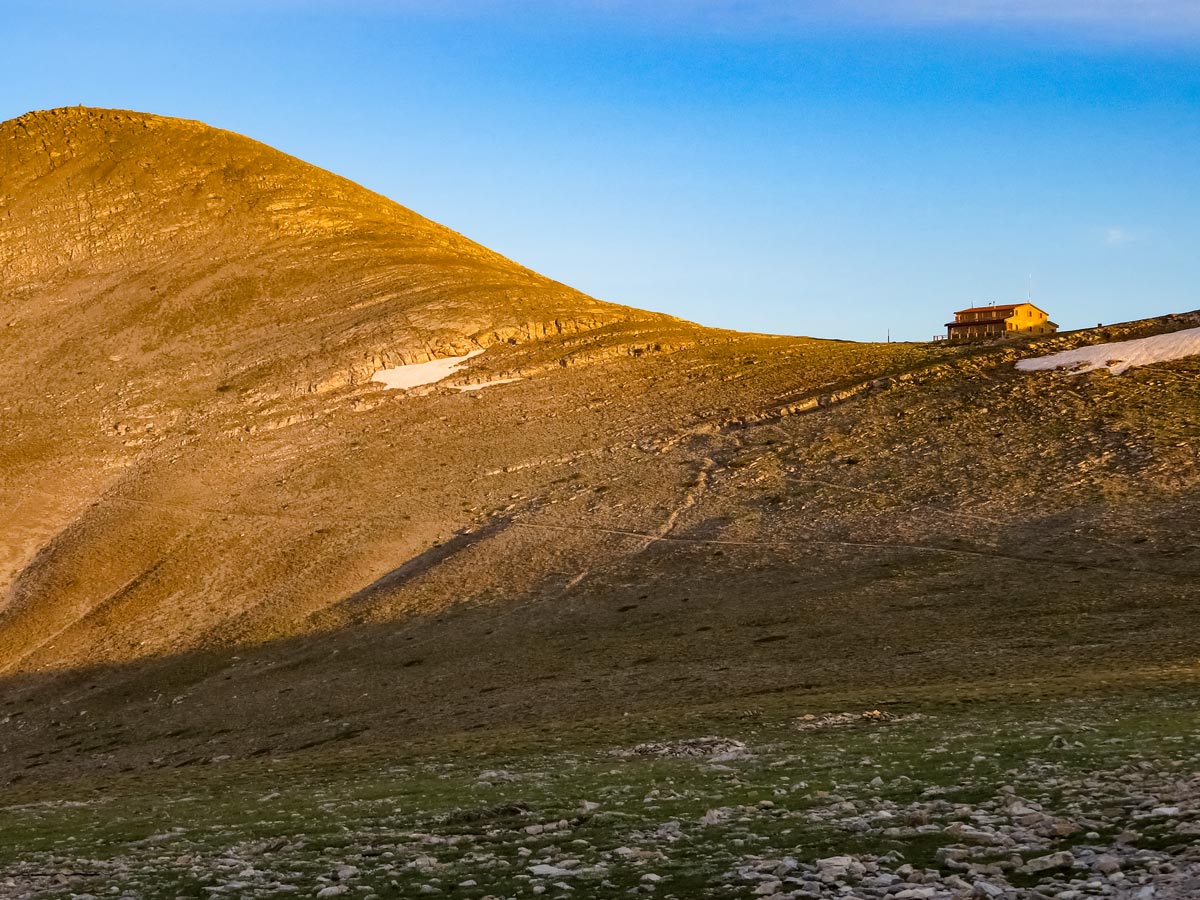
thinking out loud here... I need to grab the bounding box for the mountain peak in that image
[1,107,667,398]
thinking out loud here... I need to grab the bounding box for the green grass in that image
[2,681,1198,897]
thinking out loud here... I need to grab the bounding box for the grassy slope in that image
[1,673,1198,897]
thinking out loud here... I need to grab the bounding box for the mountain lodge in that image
[946,302,1057,341]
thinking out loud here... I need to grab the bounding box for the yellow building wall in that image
[1006,303,1057,335]
[947,303,1058,340]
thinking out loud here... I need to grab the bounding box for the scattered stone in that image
[614,737,750,760]
[1023,851,1075,874]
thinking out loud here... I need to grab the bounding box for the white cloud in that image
[123,0,1200,37]
[1104,226,1137,245]
[514,0,1200,39]
[836,0,1200,32]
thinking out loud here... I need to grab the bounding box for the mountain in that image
[0,105,671,660]
[2,107,1198,781]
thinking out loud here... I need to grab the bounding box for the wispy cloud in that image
[832,0,1200,33]
[129,0,1200,39]
[1103,226,1136,245]
[442,0,1200,40]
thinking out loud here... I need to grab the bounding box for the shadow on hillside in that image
[2,527,1199,786]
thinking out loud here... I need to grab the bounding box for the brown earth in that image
[1,107,1198,784]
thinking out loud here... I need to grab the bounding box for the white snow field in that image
[450,378,524,392]
[1016,326,1200,376]
[371,349,484,390]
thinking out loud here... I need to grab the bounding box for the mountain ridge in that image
[1,106,674,396]
[1,107,1198,782]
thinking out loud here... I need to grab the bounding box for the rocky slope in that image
[1,107,1198,782]
[3,686,1199,899]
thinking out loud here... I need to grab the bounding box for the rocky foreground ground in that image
[1,682,1197,899]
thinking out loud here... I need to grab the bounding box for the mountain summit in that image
[1,107,663,396]
[1,108,1198,780]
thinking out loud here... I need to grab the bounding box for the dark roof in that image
[953,302,1049,316]
[955,304,1020,314]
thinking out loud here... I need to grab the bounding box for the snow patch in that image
[371,350,484,390]
[450,378,524,392]
[1016,326,1200,376]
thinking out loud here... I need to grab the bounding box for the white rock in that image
[700,807,733,826]
[528,864,572,877]
[817,856,854,870]
[477,769,517,783]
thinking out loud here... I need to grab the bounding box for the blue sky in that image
[3,1,1199,341]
